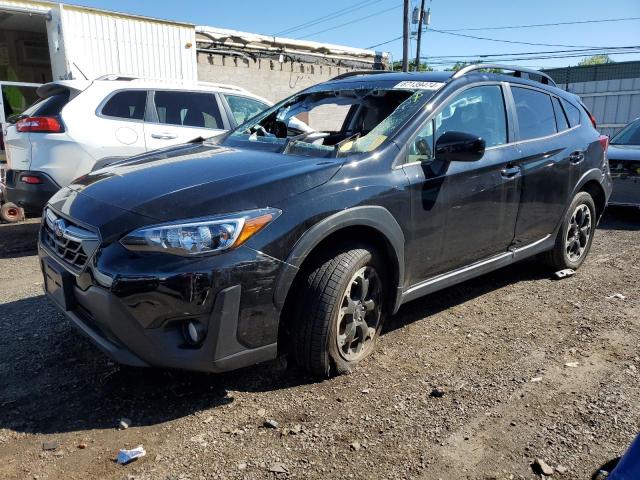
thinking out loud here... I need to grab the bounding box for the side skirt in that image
[398,235,553,308]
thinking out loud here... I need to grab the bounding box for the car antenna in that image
[72,62,89,80]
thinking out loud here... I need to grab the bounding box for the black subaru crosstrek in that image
[40,65,612,377]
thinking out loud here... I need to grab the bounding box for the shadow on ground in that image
[599,206,640,231]
[0,207,635,436]
[0,219,40,259]
[0,260,551,436]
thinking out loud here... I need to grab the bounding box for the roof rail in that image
[452,64,557,87]
[196,81,248,93]
[95,74,140,81]
[330,70,389,81]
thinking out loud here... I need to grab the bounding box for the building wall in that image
[570,78,640,138]
[57,5,197,82]
[197,52,359,103]
[543,62,640,137]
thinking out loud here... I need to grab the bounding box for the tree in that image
[578,54,614,66]
[391,60,434,72]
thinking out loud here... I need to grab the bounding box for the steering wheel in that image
[250,125,269,137]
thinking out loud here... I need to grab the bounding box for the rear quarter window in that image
[560,98,581,127]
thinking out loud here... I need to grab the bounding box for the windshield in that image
[225,83,440,157]
[610,119,640,145]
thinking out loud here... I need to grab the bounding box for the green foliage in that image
[391,61,434,72]
[578,54,614,66]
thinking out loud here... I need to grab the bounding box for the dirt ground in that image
[0,209,638,480]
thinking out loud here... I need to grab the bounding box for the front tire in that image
[544,191,596,271]
[292,247,385,377]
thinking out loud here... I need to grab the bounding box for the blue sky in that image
[71,0,640,69]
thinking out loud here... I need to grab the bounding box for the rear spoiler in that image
[36,81,91,98]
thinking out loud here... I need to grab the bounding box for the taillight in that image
[598,134,609,151]
[21,175,43,184]
[588,113,597,129]
[16,116,63,133]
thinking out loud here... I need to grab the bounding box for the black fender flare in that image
[273,205,406,314]
[552,167,609,236]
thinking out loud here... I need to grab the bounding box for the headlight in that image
[120,208,281,256]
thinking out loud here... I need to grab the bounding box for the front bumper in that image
[5,170,60,215]
[608,159,640,207]
[38,227,286,373]
[609,176,640,207]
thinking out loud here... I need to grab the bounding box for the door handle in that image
[569,151,585,164]
[501,165,520,178]
[151,133,178,140]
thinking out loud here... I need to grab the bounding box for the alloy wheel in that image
[336,266,382,362]
[565,204,592,262]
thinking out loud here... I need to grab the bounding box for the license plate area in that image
[43,258,75,311]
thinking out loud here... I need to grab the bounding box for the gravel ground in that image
[0,210,638,480]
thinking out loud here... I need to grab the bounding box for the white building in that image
[0,0,387,160]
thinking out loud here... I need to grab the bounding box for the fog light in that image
[182,320,206,345]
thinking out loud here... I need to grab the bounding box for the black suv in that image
[40,65,612,377]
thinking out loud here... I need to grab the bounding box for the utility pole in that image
[414,0,425,71]
[402,0,409,72]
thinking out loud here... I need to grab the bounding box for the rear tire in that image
[0,203,24,223]
[291,247,386,377]
[544,191,596,271]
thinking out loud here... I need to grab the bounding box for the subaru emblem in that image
[53,218,66,238]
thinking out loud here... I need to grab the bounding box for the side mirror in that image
[435,131,485,162]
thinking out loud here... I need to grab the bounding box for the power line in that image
[423,50,640,65]
[367,35,403,49]
[298,4,402,40]
[366,16,640,50]
[422,46,640,59]
[439,17,640,32]
[428,28,605,49]
[274,0,387,36]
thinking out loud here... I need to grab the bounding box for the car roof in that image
[39,77,271,105]
[325,71,453,87]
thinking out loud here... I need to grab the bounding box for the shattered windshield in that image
[226,82,441,157]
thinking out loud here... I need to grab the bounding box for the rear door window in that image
[154,91,223,129]
[224,94,268,125]
[511,86,557,140]
[560,98,581,127]
[102,90,147,120]
[551,97,569,131]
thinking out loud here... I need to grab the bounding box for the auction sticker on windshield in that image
[393,81,444,90]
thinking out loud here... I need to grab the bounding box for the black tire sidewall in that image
[558,192,596,270]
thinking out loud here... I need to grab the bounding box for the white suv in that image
[3,75,270,215]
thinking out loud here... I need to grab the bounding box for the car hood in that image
[608,144,640,161]
[63,142,342,223]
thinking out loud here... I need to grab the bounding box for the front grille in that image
[41,209,99,272]
[609,160,640,179]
